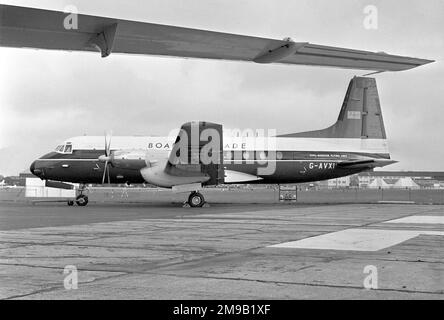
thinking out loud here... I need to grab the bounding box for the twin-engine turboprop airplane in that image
[0,5,432,206]
[30,77,396,207]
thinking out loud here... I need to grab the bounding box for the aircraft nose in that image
[30,161,35,174]
[30,160,43,177]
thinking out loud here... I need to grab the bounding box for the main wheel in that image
[188,192,205,208]
[67,200,74,206]
[76,195,89,206]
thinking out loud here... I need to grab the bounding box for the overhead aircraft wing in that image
[0,4,433,71]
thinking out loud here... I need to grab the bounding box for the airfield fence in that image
[291,188,444,204]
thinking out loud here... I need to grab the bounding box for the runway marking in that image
[268,228,444,252]
[383,216,444,224]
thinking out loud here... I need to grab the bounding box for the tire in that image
[188,192,204,208]
[67,200,74,206]
[76,195,89,206]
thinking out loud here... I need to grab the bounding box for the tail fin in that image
[279,77,386,139]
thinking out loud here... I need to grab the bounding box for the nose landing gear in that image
[67,184,89,206]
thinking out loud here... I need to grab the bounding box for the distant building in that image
[4,176,25,186]
[19,170,35,178]
[393,177,420,189]
[368,177,390,189]
[326,171,444,189]
[369,171,444,189]
[357,174,372,188]
[327,176,351,188]
[2,169,35,186]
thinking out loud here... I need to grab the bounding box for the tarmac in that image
[0,198,443,299]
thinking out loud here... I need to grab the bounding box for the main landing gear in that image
[187,191,206,208]
[75,194,89,206]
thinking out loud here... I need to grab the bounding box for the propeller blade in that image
[102,160,108,184]
[107,163,111,184]
[99,130,113,184]
[104,132,108,157]
[105,130,113,157]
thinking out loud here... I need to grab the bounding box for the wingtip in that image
[417,58,435,67]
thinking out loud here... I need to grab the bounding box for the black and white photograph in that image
[0,0,443,307]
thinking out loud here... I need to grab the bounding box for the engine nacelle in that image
[140,162,210,188]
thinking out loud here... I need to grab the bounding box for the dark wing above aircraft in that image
[0,4,433,71]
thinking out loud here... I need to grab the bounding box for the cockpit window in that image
[64,144,72,153]
[54,144,73,154]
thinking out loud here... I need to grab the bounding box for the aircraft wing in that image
[224,170,263,183]
[0,4,433,71]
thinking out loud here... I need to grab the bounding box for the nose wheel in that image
[188,191,205,208]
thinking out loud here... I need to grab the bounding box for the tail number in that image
[309,162,336,170]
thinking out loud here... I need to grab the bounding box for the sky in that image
[0,0,443,176]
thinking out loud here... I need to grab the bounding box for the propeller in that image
[98,131,113,184]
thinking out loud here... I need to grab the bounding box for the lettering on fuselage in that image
[147,142,248,150]
[308,162,337,170]
[224,143,247,150]
[147,142,171,149]
[309,153,348,159]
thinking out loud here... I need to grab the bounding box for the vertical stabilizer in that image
[279,77,386,139]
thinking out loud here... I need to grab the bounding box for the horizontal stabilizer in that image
[338,159,397,169]
[0,5,433,71]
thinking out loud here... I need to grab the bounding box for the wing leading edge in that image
[0,4,433,71]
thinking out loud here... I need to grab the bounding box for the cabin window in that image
[224,151,232,160]
[281,151,293,160]
[258,151,268,160]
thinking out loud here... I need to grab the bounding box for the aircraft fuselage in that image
[30,135,392,185]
